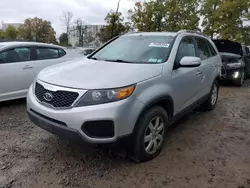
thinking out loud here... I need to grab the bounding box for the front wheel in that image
[129,106,168,162]
[200,80,219,111]
[235,71,245,87]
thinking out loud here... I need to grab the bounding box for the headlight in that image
[76,85,136,107]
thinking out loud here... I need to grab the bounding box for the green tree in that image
[201,0,222,39]
[0,30,4,39]
[128,1,156,31]
[59,32,69,46]
[165,0,199,31]
[3,26,19,40]
[128,0,199,32]
[201,0,250,42]
[97,10,129,43]
[18,17,57,43]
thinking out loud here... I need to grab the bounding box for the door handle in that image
[196,71,202,76]
[23,65,33,69]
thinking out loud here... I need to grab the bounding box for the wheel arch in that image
[132,95,174,134]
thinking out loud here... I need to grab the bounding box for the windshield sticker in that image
[149,43,170,48]
[148,58,158,63]
[148,58,163,63]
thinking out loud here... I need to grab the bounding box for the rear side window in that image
[245,47,250,55]
[176,37,196,63]
[207,41,217,56]
[59,48,66,57]
[0,47,31,64]
[195,37,211,60]
[36,47,66,60]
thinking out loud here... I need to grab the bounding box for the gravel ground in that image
[0,80,250,188]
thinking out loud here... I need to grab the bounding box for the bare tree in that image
[60,11,73,36]
[110,0,121,38]
[74,19,88,47]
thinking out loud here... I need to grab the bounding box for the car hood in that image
[38,58,163,89]
[219,52,242,64]
[213,40,242,56]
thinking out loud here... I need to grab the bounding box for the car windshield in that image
[91,35,175,64]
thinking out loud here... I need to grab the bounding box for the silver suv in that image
[27,31,222,162]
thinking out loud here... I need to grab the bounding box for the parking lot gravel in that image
[0,80,250,188]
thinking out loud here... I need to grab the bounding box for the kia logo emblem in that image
[44,92,53,102]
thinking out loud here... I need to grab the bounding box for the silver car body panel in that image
[27,32,222,143]
[0,42,82,102]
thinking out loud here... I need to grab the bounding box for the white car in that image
[0,42,81,102]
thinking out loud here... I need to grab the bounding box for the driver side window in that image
[176,37,196,64]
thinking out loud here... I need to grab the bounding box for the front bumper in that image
[27,84,145,144]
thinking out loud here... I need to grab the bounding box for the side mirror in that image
[179,56,201,67]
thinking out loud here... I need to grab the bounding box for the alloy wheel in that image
[211,84,218,106]
[144,116,165,155]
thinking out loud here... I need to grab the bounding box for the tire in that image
[200,80,219,111]
[235,71,245,87]
[129,106,168,162]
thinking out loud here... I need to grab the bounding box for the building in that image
[1,22,22,30]
[68,24,105,47]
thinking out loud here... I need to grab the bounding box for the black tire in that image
[200,80,219,111]
[129,106,168,162]
[235,71,245,87]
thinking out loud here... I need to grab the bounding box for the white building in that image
[68,24,105,47]
[1,22,22,30]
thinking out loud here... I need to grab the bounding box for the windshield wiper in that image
[104,59,133,63]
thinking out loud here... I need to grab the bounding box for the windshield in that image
[91,35,174,64]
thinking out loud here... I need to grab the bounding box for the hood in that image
[219,52,242,64]
[38,58,163,89]
[213,40,242,56]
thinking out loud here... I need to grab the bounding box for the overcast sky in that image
[0,0,138,37]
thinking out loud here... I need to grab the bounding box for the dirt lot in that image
[0,81,250,188]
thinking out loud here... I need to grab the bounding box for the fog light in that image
[233,72,239,79]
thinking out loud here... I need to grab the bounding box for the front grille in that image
[35,82,79,108]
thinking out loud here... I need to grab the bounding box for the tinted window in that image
[36,47,63,60]
[0,47,31,64]
[245,47,250,54]
[176,37,196,63]
[207,41,217,56]
[92,35,175,64]
[195,38,211,60]
[59,48,66,57]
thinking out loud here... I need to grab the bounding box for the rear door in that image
[0,46,36,101]
[194,37,218,97]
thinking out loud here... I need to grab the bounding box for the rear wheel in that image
[200,80,219,111]
[129,106,168,162]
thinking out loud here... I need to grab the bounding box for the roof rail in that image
[123,31,142,35]
[177,30,209,38]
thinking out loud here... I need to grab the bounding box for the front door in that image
[0,47,35,101]
[170,36,203,114]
